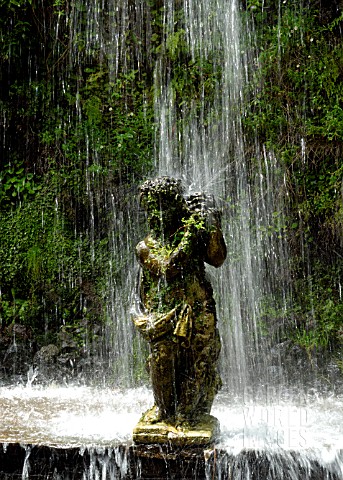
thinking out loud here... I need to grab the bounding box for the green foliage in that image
[0,0,36,67]
[293,297,343,356]
[245,4,343,238]
[243,2,343,357]
[165,29,187,60]
[0,189,104,336]
[290,264,343,356]
[0,161,42,207]
[0,0,157,348]
[38,66,155,189]
[1,0,342,364]
[245,5,343,143]
[258,261,343,358]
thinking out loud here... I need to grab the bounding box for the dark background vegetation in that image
[0,0,342,375]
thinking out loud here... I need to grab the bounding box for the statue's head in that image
[139,176,188,236]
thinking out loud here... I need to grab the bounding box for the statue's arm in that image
[131,307,178,342]
[166,212,227,269]
[205,227,227,267]
[136,239,168,277]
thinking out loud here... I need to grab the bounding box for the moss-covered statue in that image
[132,176,226,430]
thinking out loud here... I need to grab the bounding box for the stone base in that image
[0,443,341,479]
[133,408,220,446]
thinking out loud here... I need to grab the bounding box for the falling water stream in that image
[153,0,292,392]
[1,0,343,478]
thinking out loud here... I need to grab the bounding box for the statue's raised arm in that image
[185,192,227,268]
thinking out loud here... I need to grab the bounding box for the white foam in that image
[0,384,342,475]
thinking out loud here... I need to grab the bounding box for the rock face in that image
[131,176,227,437]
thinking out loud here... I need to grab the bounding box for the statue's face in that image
[144,192,184,235]
[139,177,187,237]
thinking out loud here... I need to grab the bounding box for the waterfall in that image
[152,0,290,394]
[57,0,291,392]
[0,0,293,393]
[0,0,291,391]
[38,0,153,385]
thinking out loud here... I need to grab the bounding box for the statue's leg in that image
[176,313,221,422]
[195,325,222,414]
[150,338,177,421]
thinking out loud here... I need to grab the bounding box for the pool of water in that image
[0,383,342,475]
[0,385,151,448]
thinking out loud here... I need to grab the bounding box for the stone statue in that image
[132,176,226,439]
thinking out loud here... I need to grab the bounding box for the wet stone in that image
[133,409,220,446]
[0,443,341,480]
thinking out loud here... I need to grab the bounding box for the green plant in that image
[0,188,105,337]
[286,260,343,356]
[293,297,343,356]
[0,161,42,207]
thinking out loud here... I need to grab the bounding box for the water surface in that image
[1,383,342,472]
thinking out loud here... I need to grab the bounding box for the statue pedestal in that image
[133,408,220,446]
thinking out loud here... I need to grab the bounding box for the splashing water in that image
[0,384,343,477]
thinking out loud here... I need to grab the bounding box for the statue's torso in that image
[137,235,215,318]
